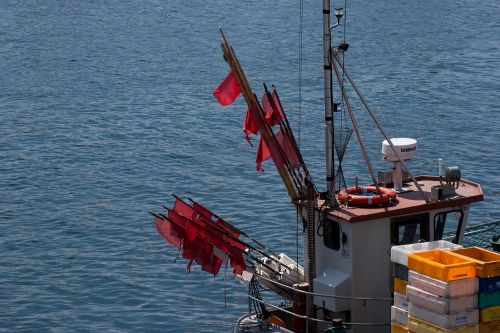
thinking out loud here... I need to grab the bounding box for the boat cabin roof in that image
[319,176,483,223]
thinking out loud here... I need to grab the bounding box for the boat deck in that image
[320,176,483,223]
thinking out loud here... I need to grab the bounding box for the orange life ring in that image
[338,186,397,206]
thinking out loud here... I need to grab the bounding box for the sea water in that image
[0,0,498,332]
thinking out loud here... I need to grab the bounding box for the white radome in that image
[382,138,417,162]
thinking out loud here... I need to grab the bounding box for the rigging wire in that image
[246,294,391,326]
[295,0,304,295]
[298,0,303,148]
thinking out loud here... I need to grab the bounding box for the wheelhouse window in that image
[434,210,464,243]
[391,213,430,245]
[324,220,341,251]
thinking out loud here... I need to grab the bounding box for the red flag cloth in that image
[201,245,223,276]
[243,107,259,143]
[192,199,241,238]
[262,91,285,126]
[213,71,241,106]
[256,136,271,172]
[173,197,196,219]
[167,209,188,229]
[227,239,246,275]
[182,221,207,272]
[271,90,286,124]
[192,200,214,220]
[216,217,241,238]
[154,216,185,249]
[176,208,230,275]
[255,134,285,171]
[275,128,300,168]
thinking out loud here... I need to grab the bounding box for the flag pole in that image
[271,84,313,185]
[255,91,302,195]
[262,83,308,196]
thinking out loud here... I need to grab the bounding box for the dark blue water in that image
[1,0,498,332]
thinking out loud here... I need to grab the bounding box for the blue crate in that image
[393,263,409,281]
[479,275,500,293]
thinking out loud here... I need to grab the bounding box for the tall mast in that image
[323,0,337,208]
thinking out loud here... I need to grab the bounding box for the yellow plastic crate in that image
[408,249,476,281]
[408,316,479,333]
[481,306,500,323]
[395,276,408,295]
[392,321,409,333]
[479,320,500,333]
[450,247,500,278]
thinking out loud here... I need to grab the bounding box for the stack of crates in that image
[390,241,463,333]
[449,247,500,333]
[407,248,479,332]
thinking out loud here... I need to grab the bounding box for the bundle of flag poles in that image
[152,195,306,293]
[212,29,314,202]
[152,195,247,276]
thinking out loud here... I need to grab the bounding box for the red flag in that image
[173,197,196,219]
[256,135,285,171]
[154,216,185,249]
[271,90,286,124]
[213,71,241,106]
[191,199,241,238]
[182,221,207,272]
[216,217,241,238]
[262,91,285,126]
[201,245,223,276]
[167,209,189,229]
[276,128,300,168]
[192,201,214,220]
[227,240,246,275]
[243,107,259,143]
[256,136,271,172]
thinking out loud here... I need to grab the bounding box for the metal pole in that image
[306,180,317,333]
[323,0,337,208]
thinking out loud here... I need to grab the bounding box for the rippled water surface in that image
[1,0,499,332]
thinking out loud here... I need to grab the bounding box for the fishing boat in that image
[152,1,499,332]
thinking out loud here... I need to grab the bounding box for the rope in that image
[296,211,300,282]
[246,294,390,326]
[256,273,393,301]
[298,0,303,148]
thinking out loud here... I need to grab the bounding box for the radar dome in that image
[382,138,417,162]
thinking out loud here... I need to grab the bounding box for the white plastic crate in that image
[409,303,479,328]
[406,285,477,313]
[391,240,462,266]
[392,305,409,326]
[394,291,409,311]
[409,270,478,298]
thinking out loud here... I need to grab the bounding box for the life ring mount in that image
[338,186,397,206]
